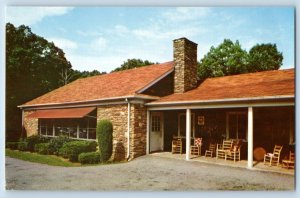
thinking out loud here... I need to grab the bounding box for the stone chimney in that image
[173,37,198,93]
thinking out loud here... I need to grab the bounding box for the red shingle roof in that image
[150,69,294,104]
[21,62,174,107]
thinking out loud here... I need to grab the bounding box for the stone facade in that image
[173,37,198,93]
[23,110,38,137]
[97,104,128,161]
[130,103,147,158]
[97,103,147,161]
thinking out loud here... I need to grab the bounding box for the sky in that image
[6,7,295,72]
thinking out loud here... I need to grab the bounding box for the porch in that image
[151,152,294,175]
[146,104,295,171]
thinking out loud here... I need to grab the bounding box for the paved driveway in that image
[5,155,294,190]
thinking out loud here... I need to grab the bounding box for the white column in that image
[146,110,150,155]
[77,124,79,139]
[186,109,191,160]
[247,107,253,168]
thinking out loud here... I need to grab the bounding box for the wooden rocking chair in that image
[172,138,182,154]
[263,145,283,166]
[282,151,295,169]
[225,144,241,162]
[216,139,233,160]
[205,143,216,157]
[191,138,202,156]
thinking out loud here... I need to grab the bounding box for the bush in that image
[97,119,113,162]
[78,152,101,164]
[48,136,72,155]
[26,135,49,152]
[35,143,51,155]
[58,141,97,162]
[6,142,19,150]
[17,141,28,151]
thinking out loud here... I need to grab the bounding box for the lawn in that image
[5,149,79,167]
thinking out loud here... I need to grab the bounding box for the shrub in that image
[78,152,101,164]
[22,135,49,152]
[6,142,19,150]
[48,135,72,155]
[17,141,28,151]
[97,119,113,162]
[58,141,97,162]
[35,143,51,155]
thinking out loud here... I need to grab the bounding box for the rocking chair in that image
[263,145,283,166]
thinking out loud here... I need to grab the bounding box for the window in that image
[151,115,161,132]
[178,113,195,137]
[38,118,96,140]
[226,112,247,140]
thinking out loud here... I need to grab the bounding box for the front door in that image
[150,112,164,152]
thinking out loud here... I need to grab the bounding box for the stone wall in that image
[97,103,147,161]
[23,110,38,137]
[173,37,198,93]
[97,104,128,161]
[130,103,147,159]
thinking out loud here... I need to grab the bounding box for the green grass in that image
[5,149,79,167]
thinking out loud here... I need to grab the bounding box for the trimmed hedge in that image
[6,142,19,150]
[59,141,97,162]
[17,141,28,151]
[97,119,113,162]
[78,152,101,164]
[26,135,44,152]
[35,143,50,155]
[48,136,72,155]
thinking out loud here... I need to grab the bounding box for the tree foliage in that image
[6,23,105,140]
[248,43,283,72]
[198,39,248,80]
[112,58,157,72]
[6,23,72,140]
[198,39,283,81]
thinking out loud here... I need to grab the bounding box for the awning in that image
[27,107,96,119]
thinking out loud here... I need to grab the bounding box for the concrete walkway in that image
[5,156,294,191]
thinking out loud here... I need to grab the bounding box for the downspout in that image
[126,98,131,160]
[21,109,24,138]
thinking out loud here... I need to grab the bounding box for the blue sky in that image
[6,7,294,72]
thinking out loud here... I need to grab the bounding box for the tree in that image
[112,58,157,72]
[6,23,106,140]
[248,43,283,72]
[6,23,72,140]
[197,39,283,81]
[198,39,248,81]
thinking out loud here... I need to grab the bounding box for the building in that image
[19,38,295,168]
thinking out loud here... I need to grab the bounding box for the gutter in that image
[18,94,160,109]
[126,98,131,160]
[145,95,295,106]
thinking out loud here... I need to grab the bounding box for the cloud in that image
[6,7,73,26]
[48,37,78,51]
[76,30,103,37]
[90,37,107,53]
[163,7,211,22]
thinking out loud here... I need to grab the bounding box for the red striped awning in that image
[27,107,96,119]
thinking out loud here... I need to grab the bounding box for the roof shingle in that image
[22,61,174,107]
[150,68,294,104]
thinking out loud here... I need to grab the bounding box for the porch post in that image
[186,108,191,160]
[77,124,79,139]
[247,107,253,168]
[146,110,150,155]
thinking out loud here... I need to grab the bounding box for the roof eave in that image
[19,94,160,109]
[145,95,295,106]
